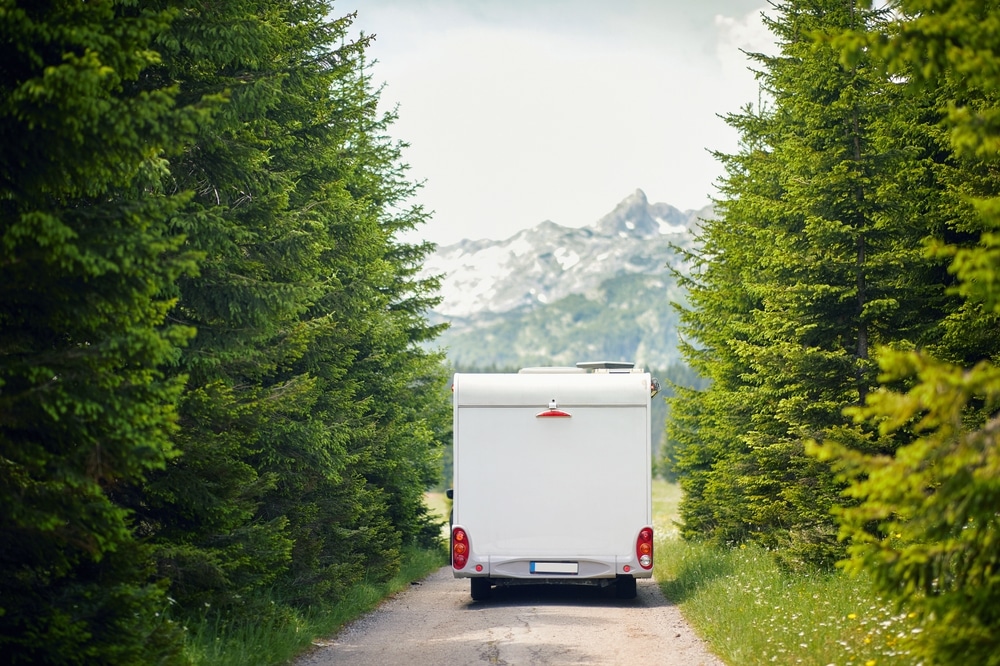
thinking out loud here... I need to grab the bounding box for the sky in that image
[348,1,777,245]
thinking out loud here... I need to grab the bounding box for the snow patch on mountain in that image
[656,218,687,235]
[422,189,708,320]
[554,247,581,270]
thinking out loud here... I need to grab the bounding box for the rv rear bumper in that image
[453,555,653,579]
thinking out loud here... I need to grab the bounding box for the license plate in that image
[530,561,578,575]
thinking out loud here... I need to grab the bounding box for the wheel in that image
[470,577,492,601]
[615,575,637,599]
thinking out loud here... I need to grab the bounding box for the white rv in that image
[449,361,657,600]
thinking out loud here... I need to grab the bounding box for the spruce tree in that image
[671,0,952,566]
[1,0,449,656]
[0,1,200,661]
[112,0,450,612]
[813,1,1000,662]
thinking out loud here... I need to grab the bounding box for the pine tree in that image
[812,1,1000,662]
[110,0,450,613]
[671,0,954,566]
[1,0,448,656]
[105,0,327,611]
[254,47,451,603]
[0,1,201,661]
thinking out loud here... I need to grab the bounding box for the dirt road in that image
[297,567,723,665]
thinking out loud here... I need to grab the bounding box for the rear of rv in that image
[450,364,654,600]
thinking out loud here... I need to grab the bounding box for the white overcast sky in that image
[347,1,777,245]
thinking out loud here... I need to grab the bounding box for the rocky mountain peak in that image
[595,189,658,238]
[589,188,696,240]
[423,191,708,320]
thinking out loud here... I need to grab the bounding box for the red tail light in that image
[452,527,470,569]
[636,526,653,569]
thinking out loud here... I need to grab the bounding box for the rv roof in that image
[517,366,586,374]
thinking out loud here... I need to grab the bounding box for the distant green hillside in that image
[437,271,686,370]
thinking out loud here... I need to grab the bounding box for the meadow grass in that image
[425,489,452,535]
[651,476,683,540]
[652,480,920,666]
[183,494,450,666]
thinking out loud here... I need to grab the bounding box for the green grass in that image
[652,482,920,666]
[183,546,446,666]
[182,491,452,666]
[425,490,451,533]
[651,477,682,539]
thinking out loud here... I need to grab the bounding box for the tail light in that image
[452,527,470,569]
[636,526,653,569]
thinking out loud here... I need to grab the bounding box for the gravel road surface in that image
[297,567,723,665]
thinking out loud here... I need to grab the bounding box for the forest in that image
[1,1,450,663]
[1,0,998,665]
[668,0,1000,663]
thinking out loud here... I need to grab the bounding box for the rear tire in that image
[470,577,492,601]
[615,575,637,599]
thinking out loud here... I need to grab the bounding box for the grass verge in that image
[182,491,452,666]
[183,545,446,666]
[654,518,921,665]
[185,493,452,665]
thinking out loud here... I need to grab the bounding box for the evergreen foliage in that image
[1,0,447,661]
[670,0,949,567]
[672,0,1000,659]
[130,0,448,611]
[809,1,1000,663]
[0,1,200,661]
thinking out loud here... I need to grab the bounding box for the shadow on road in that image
[458,578,673,610]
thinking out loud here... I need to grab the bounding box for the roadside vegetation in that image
[665,2,1000,664]
[653,479,920,666]
[182,545,445,666]
[1,3,448,663]
[182,492,449,665]
[657,538,921,666]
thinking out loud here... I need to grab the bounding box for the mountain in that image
[422,189,708,371]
